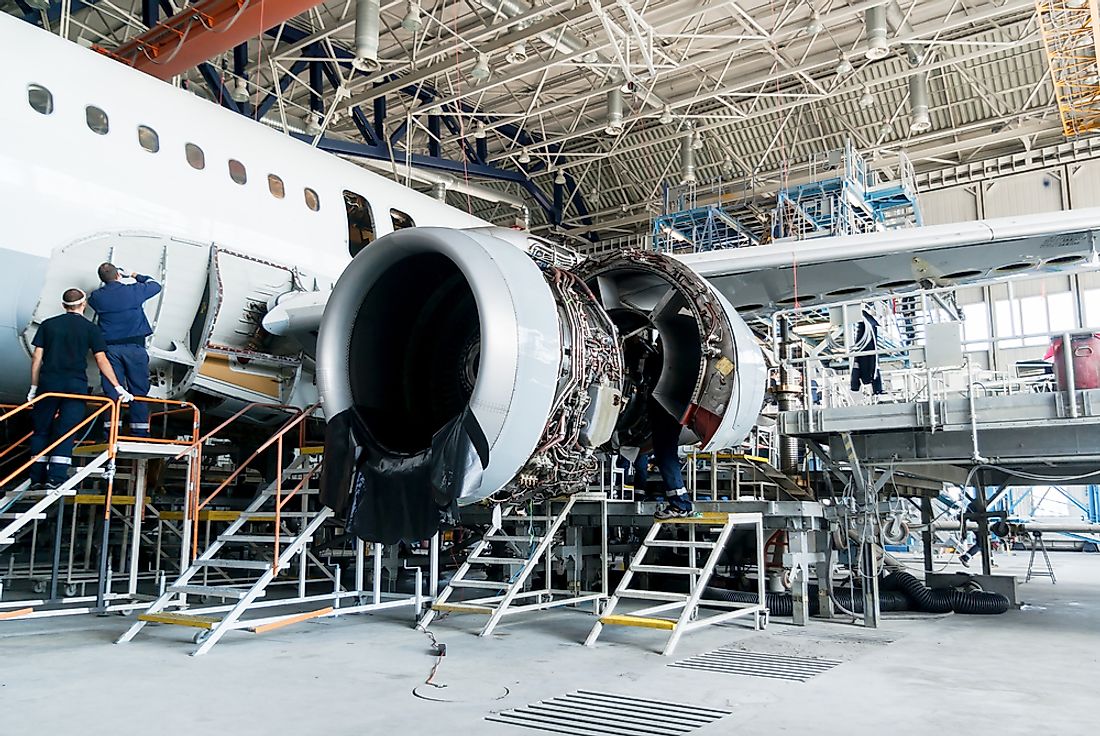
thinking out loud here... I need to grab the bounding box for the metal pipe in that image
[909,72,931,133]
[679,130,695,184]
[354,0,382,72]
[865,5,890,60]
[777,318,803,475]
[359,158,529,218]
[605,86,624,136]
[1063,332,1079,418]
[885,0,926,65]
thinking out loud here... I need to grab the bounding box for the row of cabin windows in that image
[27,83,321,212]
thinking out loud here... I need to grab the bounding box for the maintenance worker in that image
[87,262,161,437]
[27,288,133,490]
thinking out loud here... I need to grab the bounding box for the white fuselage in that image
[0,13,486,401]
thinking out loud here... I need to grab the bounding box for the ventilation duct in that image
[680,130,696,184]
[909,72,931,133]
[605,86,624,135]
[885,0,926,66]
[432,181,447,201]
[865,5,890,60]
[353,0,381,72]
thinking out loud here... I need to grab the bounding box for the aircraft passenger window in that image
[228,159,247,185]
[268,174,285,199]
[137,125,159,153]
[27,84,53,115]
[390,209,415,231]
[185,143,205,170]
[344,190,376,257]
[86,105,109,135]
[304,188,321,211]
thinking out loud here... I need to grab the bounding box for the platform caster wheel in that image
[193,630,212,646]
[32,580,46,594]
[64,583,78,597]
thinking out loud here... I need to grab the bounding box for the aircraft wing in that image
[678,208,1100,318]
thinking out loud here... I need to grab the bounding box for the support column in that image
[789,528,809,626]
[977,483,992,575]
[921,495,934,573]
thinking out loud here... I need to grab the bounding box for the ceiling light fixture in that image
[554,169,566,185]
[401,1,422,33]
[470,53,491,83]
[835,52,853,76]
[305,113,324,137]
[859,87,874,108]
[806,11,824,35]
[229,78,249,104]
[659,106,675,125]
[517,149,531,164]
[474,120,487,139]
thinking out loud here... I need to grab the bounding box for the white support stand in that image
[418,492,608,637]
[585,512,767,656]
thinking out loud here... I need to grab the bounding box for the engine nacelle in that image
[318,228,764,543]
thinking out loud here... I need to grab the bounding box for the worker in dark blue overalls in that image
[87,262,161,437]
[27,288,132,489]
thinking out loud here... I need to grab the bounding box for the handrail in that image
[190,401,322,560]
[273,460,322,572]
[0,393,119,490]
[116,396,201,445]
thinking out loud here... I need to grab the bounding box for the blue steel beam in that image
[350,107,378,146]
[198,62,241,115]
[265,26,575,227]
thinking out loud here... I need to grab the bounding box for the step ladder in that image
[0,451,111,549]
[585,511,767,656]
[418,492,608,637]
[1025,531,1056,584]
[733,455,813,500]
[117,454,334,655]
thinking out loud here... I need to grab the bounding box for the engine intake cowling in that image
[317,229,764,543]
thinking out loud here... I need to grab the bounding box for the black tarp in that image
[320,407,489,544]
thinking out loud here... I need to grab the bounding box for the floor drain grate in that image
[486,689,732,735]
[669,647,842,682]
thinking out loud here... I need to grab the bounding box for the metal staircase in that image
[418,492,608,637]
[585,511,767,656]
[0,451,110,549]
[117,453,334,655]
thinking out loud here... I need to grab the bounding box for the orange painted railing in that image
[0,394,120,514]
[190,402,322,568]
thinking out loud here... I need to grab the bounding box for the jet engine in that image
[318,228,765,544]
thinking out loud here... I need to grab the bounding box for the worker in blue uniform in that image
[27,288,132,489]
[87,262,161,437]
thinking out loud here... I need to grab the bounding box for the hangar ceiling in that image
[4,1,1072,240]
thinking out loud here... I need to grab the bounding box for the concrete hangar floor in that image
[0,552,1094,736]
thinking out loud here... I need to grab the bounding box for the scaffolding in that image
[772,141,921,241]
[1036,0,1100,138]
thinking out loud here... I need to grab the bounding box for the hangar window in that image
[137,125,159,153]
[390,208,415,231]
[86,105,109,135]
[185,143,205,170]
[304,187,321,211]
[344,190,376,257]
[27,84,53,115]
[268,174,285,199]
[228,159,247,185]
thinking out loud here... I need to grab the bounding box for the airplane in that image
[4,12,1100,543]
